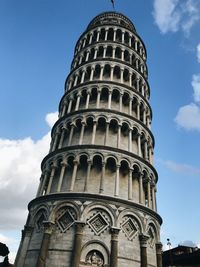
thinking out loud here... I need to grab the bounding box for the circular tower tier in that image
[15,12,162,267]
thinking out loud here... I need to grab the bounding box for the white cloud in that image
[0,111,57,230]
[157,158,200,175]
[153,0,200,35]
[181,0,200,36]
[45,111,58,127]
[192,74,200,102]
[197,43,200,62]
[175,103,200,131]
[175,74,200,131]
[179,240,197,247]
[153,0,180,34]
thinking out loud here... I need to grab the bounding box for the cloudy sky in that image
[0,0,200,262]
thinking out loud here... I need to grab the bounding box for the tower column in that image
[79,121,86,145]
[84,160,92,192]
[67,97,73,114]
[52,129,60,152]
[147,179,151,208]
[100,65,104,80]
[137,102,140,120]
[139,234,149,267]
[85,90,91,108]
[114,164,120,196]
[103,45,107,58]
[113,29,117,41]
[86,50,90,61]
[61,100,67,117]
[128,128,132,152]
[69,160,78,191]
[129,97,132,115]
[117,124,121,149]
[75,93,81,111]
[81,69,86,83]
[120,68,124,83]
[110,227,121,267]
[139,173,144,204]
[36,221,55,267]
[99,162,105,193]
[94,48,98,59]
[137,134,142,156]
[110,65,114,81]
[68,124,75,146]
[104,122,109,145]
[90,67,95,81]
[57,160,68,192]
[96,89,101,108]
[91,120,97,144]
[39,167,50,196]
[71,222,85,267]
[46,163,57,194]
[58,126,67,149]
[119,93,123,112]
[156,242,163,267]
[108,90,112,109]
[128,168,133,200]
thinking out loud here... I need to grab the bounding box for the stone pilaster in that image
[110,227,120,267]
[71,221,85,267]
[139,234,149,267]
[15,225,33,267]
[156,242,163,267]
[36,221,55,267]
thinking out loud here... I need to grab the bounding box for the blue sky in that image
[0,0,200,262]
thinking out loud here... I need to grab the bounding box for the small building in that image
[163,245,200,267]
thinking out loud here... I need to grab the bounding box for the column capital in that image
[43,221,55,235]
[156,242,163,253]
[110,227,121,237]
[74,221,85,233]
[139,234,149,247]
[22,225,34,239]
[61,160,68,167]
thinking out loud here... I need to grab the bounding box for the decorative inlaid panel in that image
[121,216,139,240]
[87,212,109,235]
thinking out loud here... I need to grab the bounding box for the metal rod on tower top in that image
[111,0,115,10]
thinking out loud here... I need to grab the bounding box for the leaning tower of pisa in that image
[15,12,162,267]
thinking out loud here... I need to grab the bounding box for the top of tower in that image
[87,12,136,33]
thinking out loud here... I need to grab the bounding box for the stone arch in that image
[33,206,48,231]
[80,240,110,266]
[82,202,115,227]
[117,209,144,236]
[50,201,80,222]
[145,221,159,247]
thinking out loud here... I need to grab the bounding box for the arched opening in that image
[115,47,122,60]
[107,28,114,41]
[106,46,113,58]
[103,64,111,80]
[113,66,120,81]
[119,160,129,199]
[97,46,104,58]
[100,87,109,109]
[75,155,88,192]
[116,29,122,42]
[94,64,101,80]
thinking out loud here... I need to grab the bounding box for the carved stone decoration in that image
[86,250,104,266]
[35,213,46,232]
[147,226,155,248]
[121,216,139,240]
[87,212,109,235]
[56,208,76,232]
